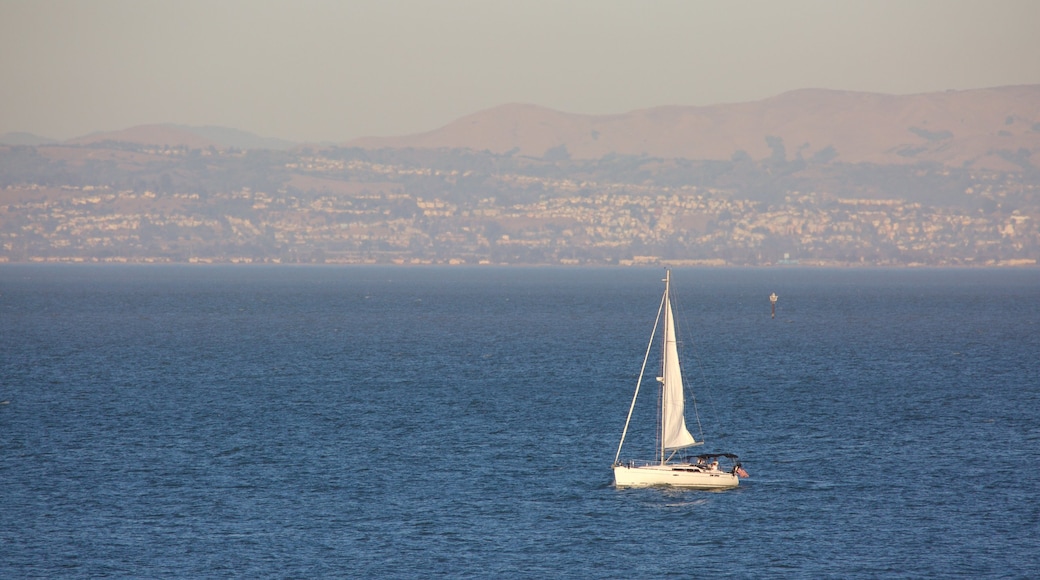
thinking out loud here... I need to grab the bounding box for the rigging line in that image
[687,338,723,438]
[672,282,724,439]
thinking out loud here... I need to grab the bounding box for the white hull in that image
[613,463,739,490]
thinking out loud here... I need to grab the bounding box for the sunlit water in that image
[2,266,1038,578]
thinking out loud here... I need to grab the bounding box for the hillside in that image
[347,86,1040,171]
[0,132,58,146]
[64,124,295,150]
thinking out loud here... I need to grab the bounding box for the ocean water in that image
[1,265,1038,578]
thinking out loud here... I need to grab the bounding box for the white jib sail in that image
[661,293,697,451]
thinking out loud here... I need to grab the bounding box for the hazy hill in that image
[0,132,58,146]
[174,125,296,151]
[65,124,296,150]
[347,86,1040,171]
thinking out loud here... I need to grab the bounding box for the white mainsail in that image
[660,278,697,452]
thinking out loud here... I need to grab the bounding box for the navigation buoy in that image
[769,292,778,319]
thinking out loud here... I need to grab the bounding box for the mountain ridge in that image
[346,85,1040,171]
[1,124,297,151]
[4,85,1037,171]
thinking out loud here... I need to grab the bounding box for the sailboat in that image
[612,270,746,489]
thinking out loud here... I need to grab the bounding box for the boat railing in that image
[616,459,731,472]
[616,459,708,469]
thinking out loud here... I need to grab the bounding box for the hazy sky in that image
[2,0,1038,143]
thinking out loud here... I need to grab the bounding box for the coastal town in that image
[1,147,1037,267]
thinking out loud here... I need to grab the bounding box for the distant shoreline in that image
[1,259,1035,269]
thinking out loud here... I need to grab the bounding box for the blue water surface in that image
[1,265,1038,578]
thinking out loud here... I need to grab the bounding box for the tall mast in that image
[659,269,670,464]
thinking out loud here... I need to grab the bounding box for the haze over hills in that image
[348,86,1040,172]
[1,125,297,151]
[0,132,59,146]
[1,85,1038,266]
[3,86,1037,172]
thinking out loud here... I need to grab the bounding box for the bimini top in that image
[695,453,739,460]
